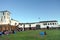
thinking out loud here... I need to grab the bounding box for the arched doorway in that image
[47,26,49,29]
[29,24,31,30]
[36,25,40,30]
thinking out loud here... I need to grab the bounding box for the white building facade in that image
[18,20,59,30]
[0,10,10,25]
[0,10,19,26]
[0,10,59,29]
[10,19,19,26]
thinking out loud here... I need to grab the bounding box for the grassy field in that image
[0,29,60,40]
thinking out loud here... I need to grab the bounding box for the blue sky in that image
[0,0,60,23]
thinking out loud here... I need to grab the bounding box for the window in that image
[15,23,17,25]
[43,23,47,25]
[19,23,22,26]
[29,24,31,27]
[3,12,4,15]
[48,23,49,25]
[1,18,2,21]
[4,16,5,19]
[55,23,56,25]
[53,23,54,25]
[50,23,52,25]
[36,25,40,29]
[7,13,9,15]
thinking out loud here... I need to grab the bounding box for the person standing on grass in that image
[44,31,47,35]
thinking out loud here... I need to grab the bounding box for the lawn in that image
[0,29,60,40]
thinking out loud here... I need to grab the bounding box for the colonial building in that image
[0,10,59,31]
[18,20,58,30]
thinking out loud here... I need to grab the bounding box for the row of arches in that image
[0,25,16,32]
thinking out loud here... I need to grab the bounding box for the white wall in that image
[40,22,58,28]
[19,22,59,28]
[31,24,36,27]
[10,20,19,26]
[0,11,10,25]
[25,24,30,28]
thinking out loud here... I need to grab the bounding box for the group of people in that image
[0,30,16,36]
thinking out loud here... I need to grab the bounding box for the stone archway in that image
[36,25,40,30]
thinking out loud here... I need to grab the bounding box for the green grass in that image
[0,29,60,40]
